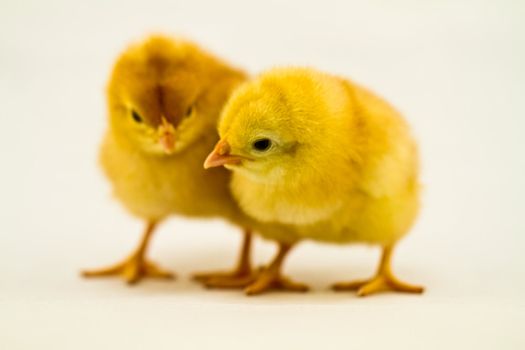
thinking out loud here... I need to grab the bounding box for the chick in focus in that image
[82,36,254,285]
[205,67,424,296]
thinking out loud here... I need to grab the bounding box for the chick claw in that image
[244,268,309,296]
[82,255,175,285]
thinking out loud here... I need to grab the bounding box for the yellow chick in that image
[82,36,255,285]
[205,67,424,296]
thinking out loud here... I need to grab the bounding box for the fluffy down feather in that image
[83,36,254,285]
[206,67,423,296]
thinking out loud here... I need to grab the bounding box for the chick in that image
[205,67,424,296]
[82,36,255,285]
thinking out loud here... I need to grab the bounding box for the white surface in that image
[1,0,524,349]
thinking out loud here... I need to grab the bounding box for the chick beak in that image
[204,140,243,169]
[158,117,176,154]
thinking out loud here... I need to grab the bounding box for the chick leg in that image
[82,221,174,284]
[244,242,309,296]
[193,229,255,288]
[332,244,424,296]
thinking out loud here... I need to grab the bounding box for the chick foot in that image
[332,244,424,296]
[332,274,423,296]
[82,221,174,285]
[244,242,309,295]
[194,230,255,288]
[244,268,309,295]
[82,254,174,285]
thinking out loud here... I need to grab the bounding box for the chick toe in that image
[244,269,309,295]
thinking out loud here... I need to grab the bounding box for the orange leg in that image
[194,229,256,288]
[332,244,424,296]
[82,221,174,285]
[244,242,309,296]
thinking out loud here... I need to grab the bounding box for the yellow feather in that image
[83,35,255,284]
[103,35,248,223]
[219,67,420,246]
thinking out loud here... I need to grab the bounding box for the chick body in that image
[209,67,423,295]
[84,36,253,284]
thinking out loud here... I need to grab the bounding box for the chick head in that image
[107,35,243,155]
[205,67,354,182]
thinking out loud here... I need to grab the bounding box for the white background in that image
[1,0,524,349]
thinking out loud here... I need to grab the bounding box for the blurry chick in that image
[82,36,254,285]
[205,67,424,296]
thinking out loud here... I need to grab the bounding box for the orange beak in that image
[158,117,176,154]
[204,140,244,169]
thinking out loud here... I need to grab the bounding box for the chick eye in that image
[185,105,194,117]
[131,110,143,123]
[252,138,272,152]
